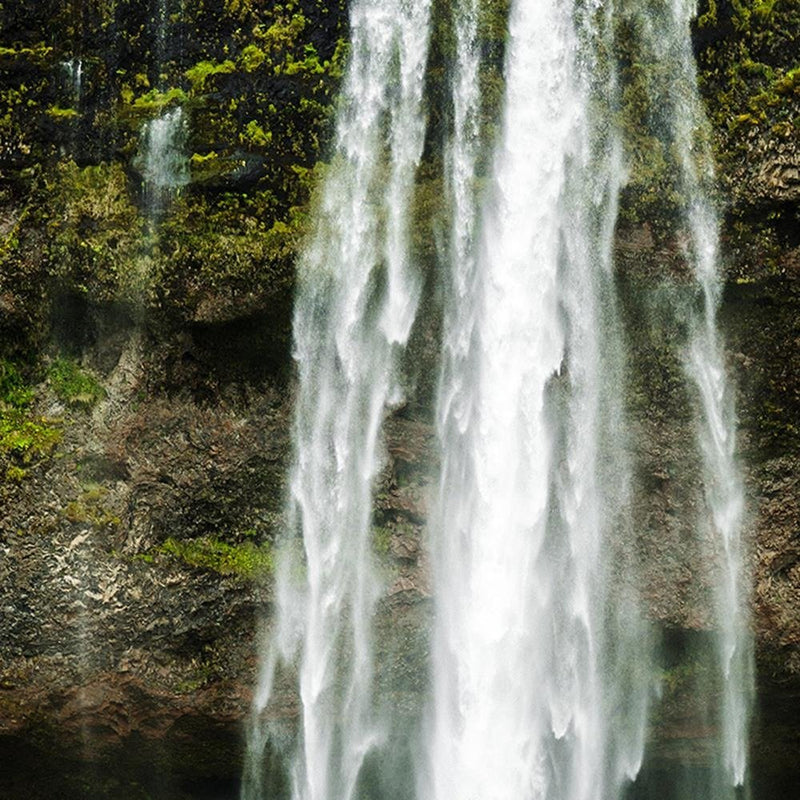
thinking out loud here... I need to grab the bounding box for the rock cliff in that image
[1,0,799,797]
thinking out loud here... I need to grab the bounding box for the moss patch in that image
[0,360,61,473]
[47,357,105,409]
[158,536,274,578]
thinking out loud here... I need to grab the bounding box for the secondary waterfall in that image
[62,58,83,109]
[137,0,188,218]
[624,0,754,793]
[138,106,189,215]
[666,0,754,789]
[244,1,753,798]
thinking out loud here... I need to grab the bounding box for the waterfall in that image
[154,0,170,74]
[136,0,187,218]
[242,2,432,799]
[62,58,83,109]
[138,106,189,216]
[628,0,754,791]
[244,1,752,797]
[424,0,651,798]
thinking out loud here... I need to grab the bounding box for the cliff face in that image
[1,1,800,797]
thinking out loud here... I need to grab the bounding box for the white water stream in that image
[137,0,188,217]
[424,2,650,799]
[242,2,432,799]
[628,0,753,791]
[666,0,754,788]
[62,58,83,108]
[138,106,189,215]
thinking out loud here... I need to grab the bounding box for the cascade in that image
[138,106,189,216]
[625,0,754,793]
[242,2,432,799]
[58,57,84,158]
[61,58,83,110]
[154,0,171,75]
[137,0,188,218]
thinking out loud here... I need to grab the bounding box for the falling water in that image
[628,0,754,790]
[136,0,187,218]
[154,0,171,76]
[424,0,651,798]
[244,1,753,798]
[137,106,189,217]
[58,58,84,158]
[422,0,481,792]
[242,2,432,799]
[667,0,754,789]
[62,58,83,108]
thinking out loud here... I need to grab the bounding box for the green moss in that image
[696,0,800,180]
[47,357,105,409]
[5,465,28,482]
[479,0,511,42]
[241,119,272,147]
[156,178,318,312]
[0,44,53,65]
[254,13,308,54]
[45,106,80,120]
[283,44,325,76]
[0,78,50,170]
[698,0,718,28]
[0,360,35,409]
[189,150,226,182]
[119,87,189,125]
[412,173,448,265]
[0,412,61,463]
[185,60,237,93]
[239,44,267,72]
[158,536,274,578]
[62,486,120,529]
[373,526,392,556]
[0,360,61,472]
[46,161,147,303]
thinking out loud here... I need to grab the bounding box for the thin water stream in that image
[667,0,754,788]
[138,0,188,218]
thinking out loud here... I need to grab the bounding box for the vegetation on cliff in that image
[1,0,347,357]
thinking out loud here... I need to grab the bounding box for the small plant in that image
[46,105,80,119]
[62,485,121,530]
[0,360,35,409]
[5,465,27,482]
[185,60,236,92]
[130,86,188,114]
[0,412,61,462]
[372,526,392,555]
[47,357,105,408]
[0,360,61,475]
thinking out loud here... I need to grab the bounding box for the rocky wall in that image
[1,0,799,797]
